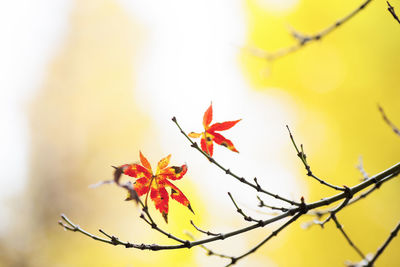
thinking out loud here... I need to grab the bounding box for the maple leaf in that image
[119,152,193,223]
[188,103,241,156]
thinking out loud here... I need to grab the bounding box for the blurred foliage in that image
[2,0,199,266]
[241,0,400,266]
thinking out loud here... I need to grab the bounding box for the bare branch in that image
[59,214,145,249]
[60,162,400,257]
[250,0,373,61]
[228,192,262,223]
[190,220,221,237]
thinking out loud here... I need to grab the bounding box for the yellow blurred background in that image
[0,0,399,266]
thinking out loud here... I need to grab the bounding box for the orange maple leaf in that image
[119,152,193,223]
[189,103,241,156]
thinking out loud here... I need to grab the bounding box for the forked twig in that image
[257,196,290,212]
[191,220,221,237]
[286,125,346,191]
[228,192,262,223]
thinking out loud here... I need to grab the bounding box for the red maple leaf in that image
[189,103,241,156]
[119,152,193,223]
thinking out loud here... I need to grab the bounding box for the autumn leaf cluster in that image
[116,103,240,222]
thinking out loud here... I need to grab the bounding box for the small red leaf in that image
[151,187,169,215]
[139,151,152,173]
[157,154,171,172]
[188,132,202,138]
[203,103,213,129]
[123,164,152,179]
[189,103,240,156]
[166,180,194,214]
[208,119,241,132]
[212,132,239,153]
[201,136,213,156]
[160,164,188,180]
[134,177,152,196]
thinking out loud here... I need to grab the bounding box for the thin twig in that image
[378,105,400,136]
[331,214,365,259]
[228,192,262,223]
[257,196,290,212]
[286,125,346,191]
[172,117,301,206]
[365,220,400,266]
[250,0,373,61]
[190,220,221,237]
[59,214,135,248]
[387,1,400,24]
